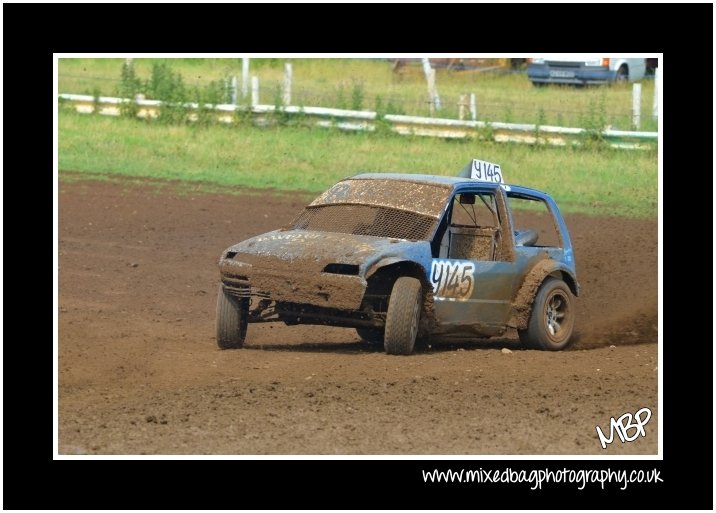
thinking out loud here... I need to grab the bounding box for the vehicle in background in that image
[527,57,647,86]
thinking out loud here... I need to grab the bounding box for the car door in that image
[431,188,516,329]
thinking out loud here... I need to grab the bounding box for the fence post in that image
[421,58,432,79]
[426,67,435,115]
[632,83,642,130]
[652,68,658,121]
[430,69,441,110]
[231,76,238,105]
[458,94,467,120]
[422,58,441,113]
[251,76,259,107]
[469,93,476,121]
[282,63,292,106]
[427,69,441,115]
[242,58,250,98]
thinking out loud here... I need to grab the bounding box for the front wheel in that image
[383,277,422,355]
[216,284,248,349]
[519,278,575,350]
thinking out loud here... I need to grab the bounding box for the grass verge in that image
[58,109,657,218]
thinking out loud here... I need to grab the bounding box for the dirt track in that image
[58,176,658,455]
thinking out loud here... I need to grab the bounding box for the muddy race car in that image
[217,159,579,355]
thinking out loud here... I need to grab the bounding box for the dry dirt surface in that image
[59,176,658,455]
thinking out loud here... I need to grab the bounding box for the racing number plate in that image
[470,159,503,184]
[430,260,475,301]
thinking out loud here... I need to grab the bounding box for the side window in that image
[507,194,562,248]
[450,193,498,227]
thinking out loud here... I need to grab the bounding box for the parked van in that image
[527,57,646,85]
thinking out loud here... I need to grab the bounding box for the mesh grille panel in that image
[291,205,437,241]
[449,232,494,260]
[310,179,451,218]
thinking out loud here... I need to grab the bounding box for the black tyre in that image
[518,278,575,351]
[355,327,384,345]
[615,65,628,83]
[216,284,248,349]
[383,277,422,355]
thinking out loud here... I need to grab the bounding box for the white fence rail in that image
[59,93,657,150]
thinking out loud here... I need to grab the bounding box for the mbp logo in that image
[595,407,652,449]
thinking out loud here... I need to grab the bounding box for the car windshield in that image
[290,178,451,241]
[309,178,451,217]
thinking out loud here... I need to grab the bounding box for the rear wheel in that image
[518,278,574,350]
[355,327,384,345]
[216,284,248,349]
[383,277,422,355]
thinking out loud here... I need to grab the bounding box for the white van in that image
[527,57,646,85]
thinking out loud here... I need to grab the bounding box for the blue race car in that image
[217,160,579,354]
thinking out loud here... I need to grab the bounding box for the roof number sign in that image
[470,159,504,184]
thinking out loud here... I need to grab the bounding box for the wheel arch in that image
[366,258,430,291]
[509,260,578,330]
[365,258,435,327]
[550,270,578,297]
[615,63,629,81]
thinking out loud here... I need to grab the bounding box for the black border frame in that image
[3,2,712,510]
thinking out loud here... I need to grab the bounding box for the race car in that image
[217,159,579,355]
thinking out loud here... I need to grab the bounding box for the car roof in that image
[349,173,549,197]
[350,173,489,187]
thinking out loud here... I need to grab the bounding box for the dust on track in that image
[58,177,658,455]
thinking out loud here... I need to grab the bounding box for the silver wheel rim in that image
[545,291,568,339]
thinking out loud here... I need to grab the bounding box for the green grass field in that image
[58,109,657,218]
[59,58,657,132]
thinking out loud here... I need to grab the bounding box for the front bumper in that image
[527,63,617,84]
[219,256,367,311]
